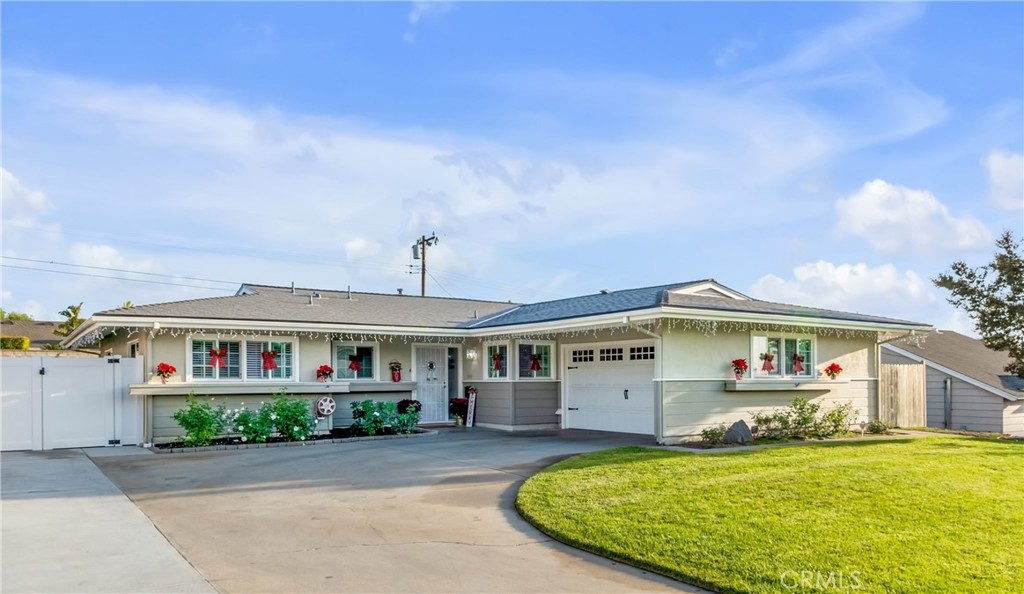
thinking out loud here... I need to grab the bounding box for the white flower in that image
[373,412,380,417]
[238,425,244,430]
[293,426,299,432]
[241,436,247,442]
[271,414,277,420]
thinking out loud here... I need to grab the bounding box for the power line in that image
[426,270,455,298]
[2,256,239,286]
[1,264,236,291]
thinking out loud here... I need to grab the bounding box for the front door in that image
[415,346,448,423]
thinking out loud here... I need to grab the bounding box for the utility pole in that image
[411,233,438,297]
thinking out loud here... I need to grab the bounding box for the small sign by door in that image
[466,391,477,427]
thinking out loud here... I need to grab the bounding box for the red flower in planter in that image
[824,362,843,379]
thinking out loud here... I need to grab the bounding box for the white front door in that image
[415,346,448,423]
[564,343,656,435]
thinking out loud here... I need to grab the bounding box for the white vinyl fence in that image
[1,356,144,451]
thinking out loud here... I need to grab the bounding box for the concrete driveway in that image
[91,428,699,593]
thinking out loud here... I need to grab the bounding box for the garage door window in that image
[518,342,553,379]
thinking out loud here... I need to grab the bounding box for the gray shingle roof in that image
[0,320,62,346]
[468,281,929,329]
[887,331,1024,398]
[95,284,517,329]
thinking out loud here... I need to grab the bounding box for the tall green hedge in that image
[0,336,30,350]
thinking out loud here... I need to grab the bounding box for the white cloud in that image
[750,260,942,325]
[68,243,161,275]
[408,1,452,25]
[834,179,991,255]
[714,37,757,69]
[984,151,1023,211]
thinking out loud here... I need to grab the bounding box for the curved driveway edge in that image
[89,429,703,593]
[1,448,216,593]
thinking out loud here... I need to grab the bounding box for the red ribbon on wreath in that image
[792,353,805,374]
[760,353,775,373]
[348,354,361,372]
[208,348,227,368]
[491,352,503,372]
[530,354,542,372]
[261,350,279,370]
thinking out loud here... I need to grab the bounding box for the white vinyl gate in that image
[1,357,145,451]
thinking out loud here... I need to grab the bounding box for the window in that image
[191,340,241,380]
[599,347,623,362]
[246,340,293,380]
[335,343,375,380]
[518,342,553,379]
[752,335,813,377]
[630,346,655,360]
[571,349,594,363]
[486,343,508,379]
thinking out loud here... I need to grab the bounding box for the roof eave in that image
[882,344,1020,401]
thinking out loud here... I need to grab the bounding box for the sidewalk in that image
[1,447,215,593]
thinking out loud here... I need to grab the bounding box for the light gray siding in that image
[474,383,513,425]
[1003,401,1024,436]
[924,367,1007,433]
[662,380,873,441]
[513,381,559,425]
[882,350,919,365]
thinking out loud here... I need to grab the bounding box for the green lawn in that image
[516,438,1023,594]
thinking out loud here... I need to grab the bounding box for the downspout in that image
[944,377,952,430]
[626,318,664,445]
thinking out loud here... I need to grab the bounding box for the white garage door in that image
[564,343,655,435]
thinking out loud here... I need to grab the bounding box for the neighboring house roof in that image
[0,320,62,347]
[883,331,1024,401]
[66,279,933,347]
[90,284,516,329]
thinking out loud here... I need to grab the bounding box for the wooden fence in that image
[879,363,926,427]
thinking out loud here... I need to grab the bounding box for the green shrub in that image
[0,336,29,350]
[394,400,421,434]
[351,400,400,436]
[271,393,316,441]
[753,397,860,440]
[230,402,275,443]
[867,419,890,434]
[700,423,728,445]
[814,401,858,438]
[171,393,228,447]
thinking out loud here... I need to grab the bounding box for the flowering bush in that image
[316,364,334,381]
[824,362,844,379]
[271,393,316,441]
[351,400,398,436]
[171,393,227,447]
[156,362,177,379]
[731,358,748,375]
[230,402,274,443]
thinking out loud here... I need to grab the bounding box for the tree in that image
[934,230,1024,377]
[0,309,34,321]
[54,302,85,338]
[121,300,134,309]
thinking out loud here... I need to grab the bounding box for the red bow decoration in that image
[792,353,805,374]
[530,354,542,372]
[348,354,361,372]
[760,353,775,373]
[208,348,227,368]
[492,353,503,372]
[261,350,278,370]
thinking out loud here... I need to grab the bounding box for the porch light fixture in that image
[465,348,478,361]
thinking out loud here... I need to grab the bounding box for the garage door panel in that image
[565,345,655,435]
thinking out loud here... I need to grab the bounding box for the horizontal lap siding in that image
[513,382,559,424]
[924,367,1007,433]
[475,383,513,425]
[662,380,874,441]
[1003,401,1024,436]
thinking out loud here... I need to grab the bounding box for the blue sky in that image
[2,2,1021,333]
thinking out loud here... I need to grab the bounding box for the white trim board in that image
[882,344,1019,402]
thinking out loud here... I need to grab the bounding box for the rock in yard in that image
[724,419,753,445]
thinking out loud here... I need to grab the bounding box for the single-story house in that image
[882,331,1023,435]
[1,320,63,351]
[64,280,932,444]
